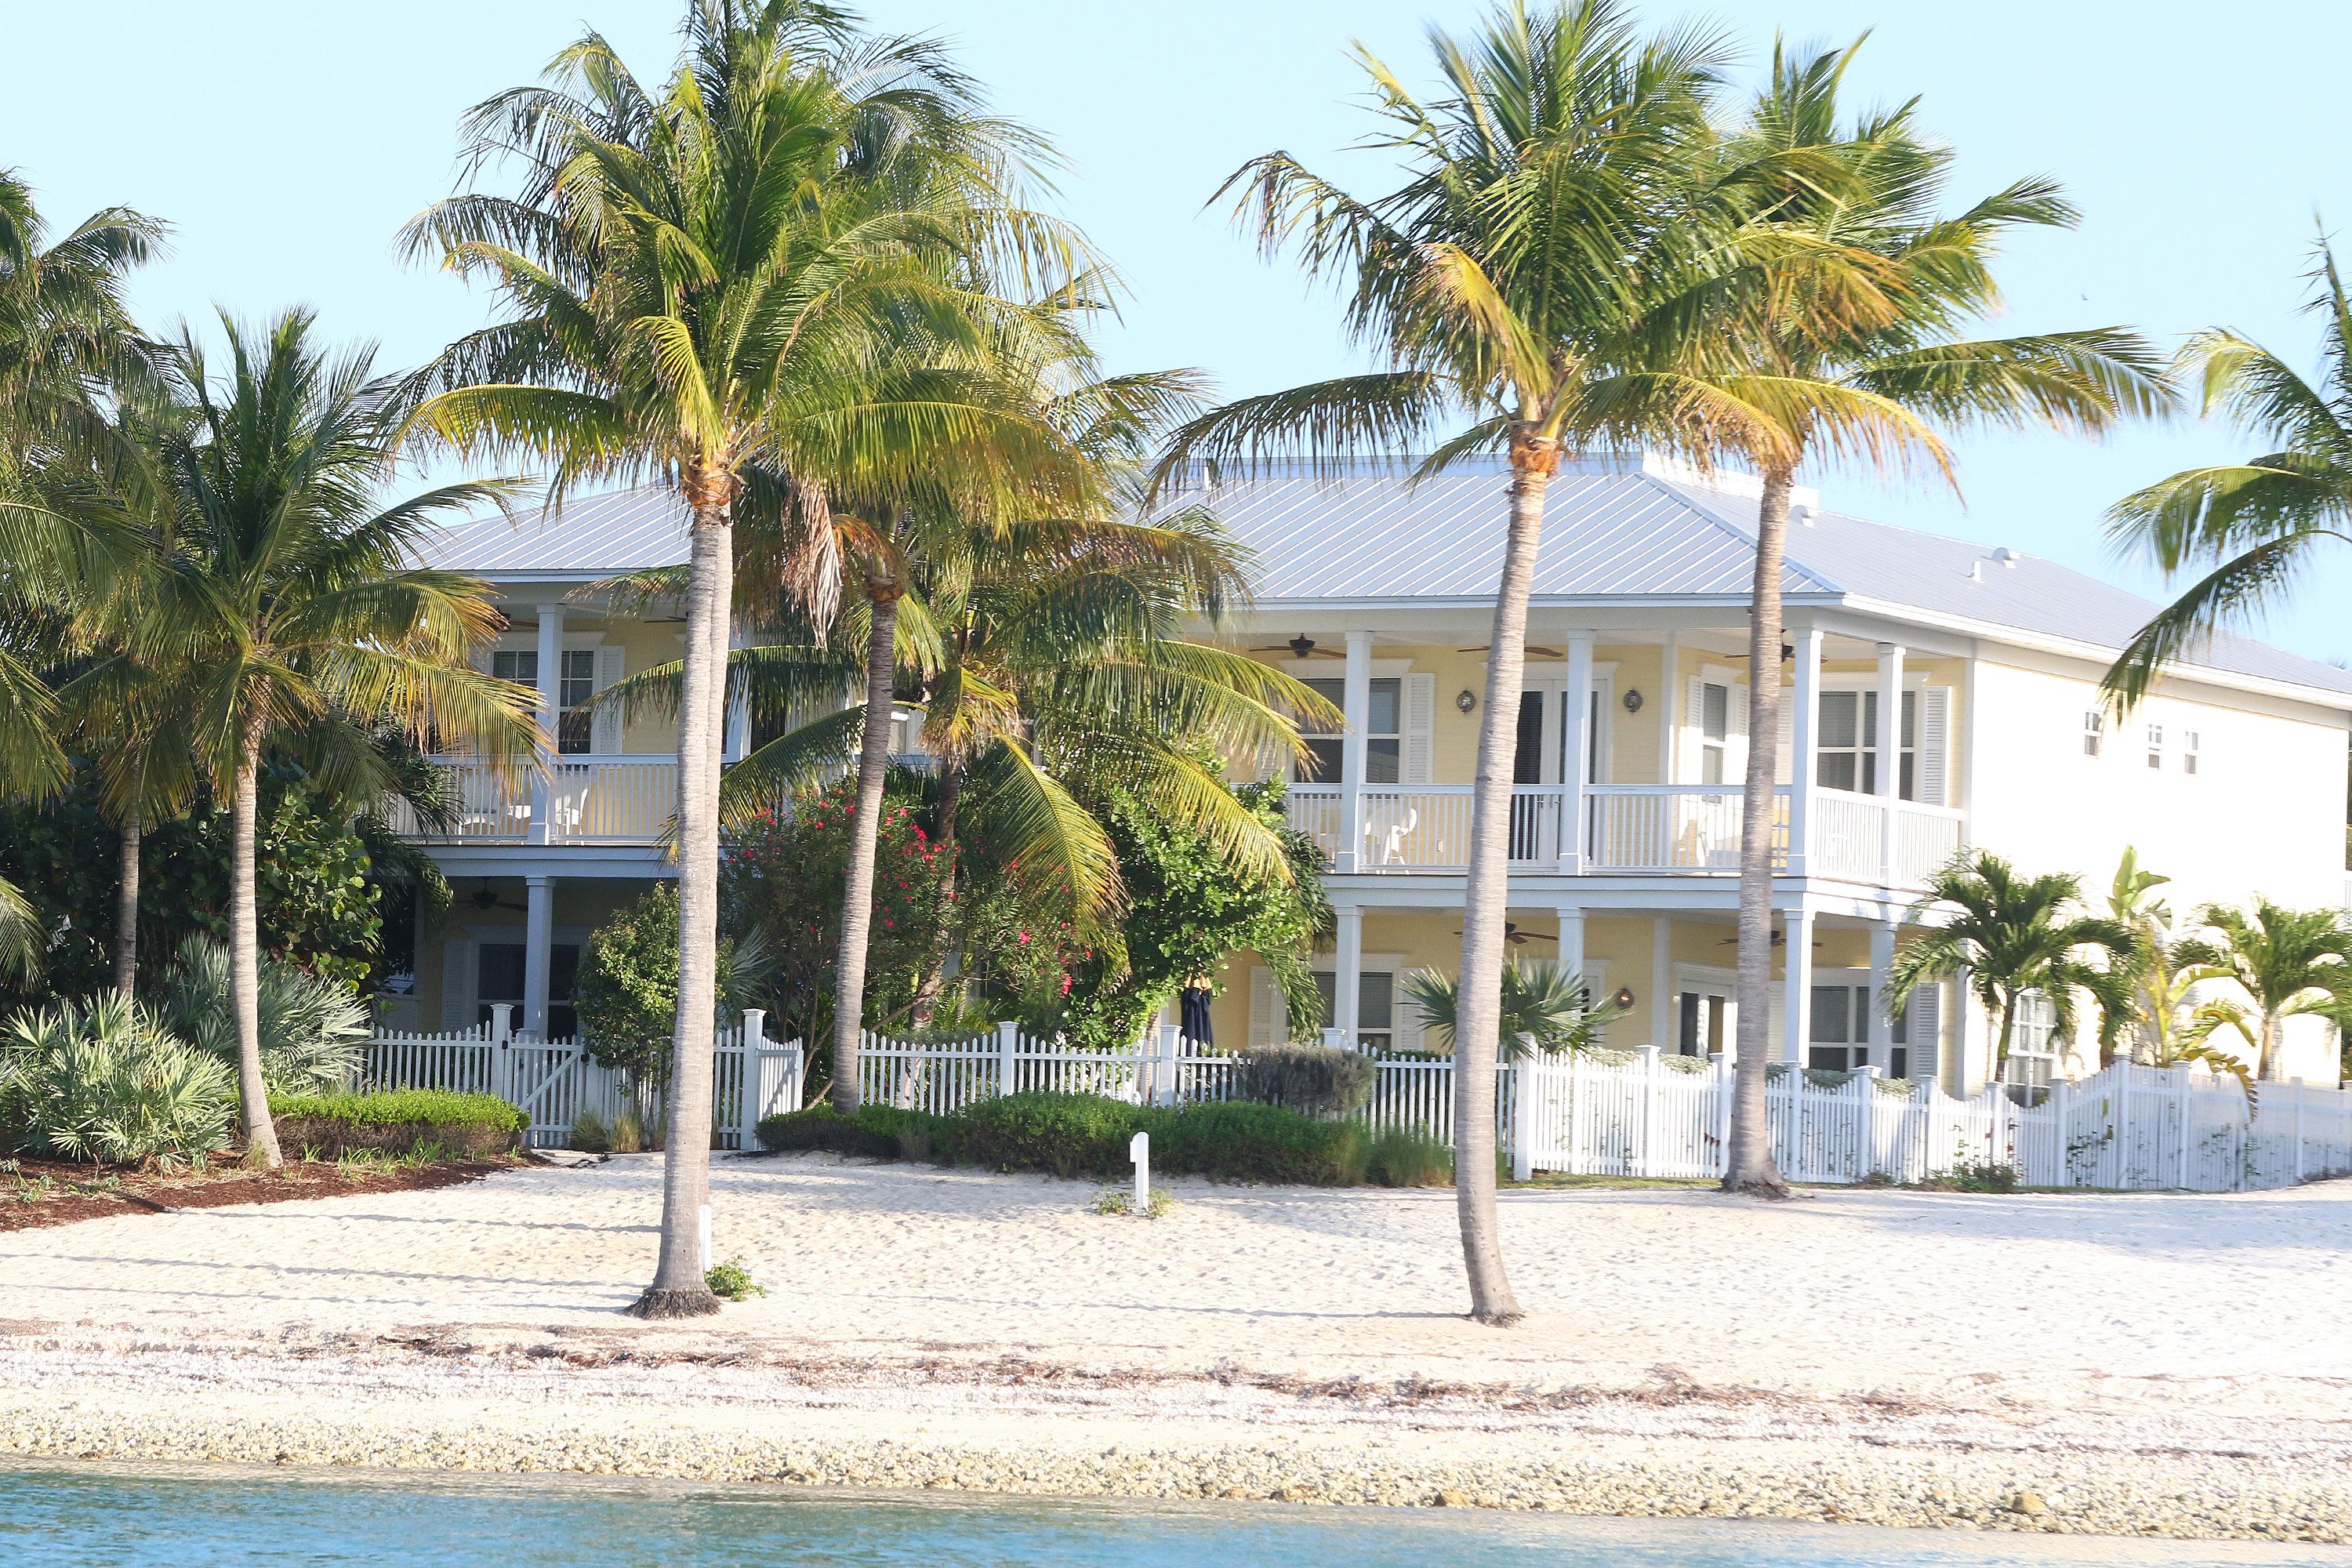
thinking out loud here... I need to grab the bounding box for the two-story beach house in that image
[386,456,2352,1091]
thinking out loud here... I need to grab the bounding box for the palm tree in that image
[404,0,1094,1315]
[1401,960,1628,1058]
[1642,41,2169,1194]
[2173,898,2352,1082]
[110,308,533,1169]
[1883,851,2133,1092]
[1149,0,1731,1327]
[2103,240,2352,703]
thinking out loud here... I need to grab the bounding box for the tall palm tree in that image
[111,308,532,1168]
[2103,240,2352,703]
[1639,41,2169,1194]
[1149,0,1731,1328]
[1883,851,2132,1091]
[2174,898,2352,1082]
[404,0,1094,1315]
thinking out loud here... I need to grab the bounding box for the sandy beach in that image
[2,1152,2347,1540]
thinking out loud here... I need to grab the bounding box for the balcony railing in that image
[390,756,679,846]
[1284,779,1956,886]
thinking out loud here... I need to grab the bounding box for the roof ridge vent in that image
[1967,559,1983,583]
[1791,503,1815,526]
[1991,546,2020,567]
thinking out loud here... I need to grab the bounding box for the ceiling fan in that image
[1717,929,1824,949]
[1452,921,1548,946]
[469,879,530,914]
[1457,643,1566,659]
[1250,634,1345,659]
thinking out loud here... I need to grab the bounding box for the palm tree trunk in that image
[909,753,964,1021]
[631,494,731,1319]
[1450,433,1555,1327]
[1724,465,1795,1197]
[230,718,282,1170]
[831,584,901,1114]
[113,801,141,998]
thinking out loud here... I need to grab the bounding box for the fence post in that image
[2051,1075,2070,1188]
[738,1008,768,1154]
[995,1019,1019,1100]
[1156,1023,1182,1108]
[1510,1058,1534,1182]
[1635,1044,1660,1178]
[1321,1026,1346,1051]
[489,1004,515,1105]
[2174,1066,2193,1190]
[1859,1063,1882,1182]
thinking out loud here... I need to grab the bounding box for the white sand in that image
[3,1155,2348,1536]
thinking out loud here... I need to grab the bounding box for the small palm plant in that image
[2172,899,2352,1082]
[1885,851,2135,1090]
[1402,961,1628,1061]
[0,994,234,1168]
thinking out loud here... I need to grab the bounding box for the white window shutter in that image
[1773,682,1792,786]
[1395,982,1425,1053]
[1908,982,1942,1088]
[1404,673,1435,783]
[441,938,477,1031]
[592,646,626,754]
[1682,675,1707,779]
[1249,965,1278,1045]
[1917,686,1951,806]
[1726,682,1751,782]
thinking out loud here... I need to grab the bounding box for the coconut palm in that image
[1883,851,2134,1092]
[104,308,533,1169]
[1401,961,1628,1058]
[403,0,1096,1315]
[2104,241,2352,704]
[1149,0,1731,1327]
[2172,898,2352,1083]
[1635,41,2169,1194]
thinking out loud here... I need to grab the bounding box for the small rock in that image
[2011,1491,2049,1516]
[1436,1489,1472,1508]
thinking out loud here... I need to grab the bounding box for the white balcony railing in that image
[390,756,679,846]
[1583,785,1788,873]
[1286,784,1570,870]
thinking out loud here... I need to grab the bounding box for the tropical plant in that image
[93,310,533,1170]
[405,0,1097,1316]
[574,884,765,1083]
[153,935,368,1096]
[1643,39,2169,1196]
[2172,898,2352,1082]
[1148,0,1731,1327]
[1885,851,2135,1091]
[2103,239,2352,703]
[1402,960,1628,1060]
[0,993,234,1167]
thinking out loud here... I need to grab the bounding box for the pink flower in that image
[1018,931,1031,946]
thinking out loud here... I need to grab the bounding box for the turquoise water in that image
[0,1463,2336,1566]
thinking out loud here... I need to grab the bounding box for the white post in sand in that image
[1130,1131,1150,1214]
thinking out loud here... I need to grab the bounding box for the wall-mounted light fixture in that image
[1621,688,1643,713]
[1455,689,1477,713]
[1612,986,1636,1011]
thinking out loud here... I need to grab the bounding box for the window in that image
[1313,968,1394,1051]
[2082,710,2103,757]
[2183,731,2200,775]
[1678,990,1729,1056]
[1816,690,1918,797]
[495,648,600,753]
[1295,677,1400,783]
[1698,680,1730,784]
[492,649,537,686]
[2146,724,2164,770]
[2003,989,2057,1101]
[1806,978,1907,1076]
[476,941,580,1038]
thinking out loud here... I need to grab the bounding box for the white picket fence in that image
[364,1013,2352,1191]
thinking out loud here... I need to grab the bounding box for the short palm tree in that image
[111,308,533,1168]
[1402,961,1628,1059]
[1149,0,1731,1328]
[2173,898,2352,1083]
[1884,851,2134,1091]
[1642,40,2169,1194]
[2103,240,2352,704]
[405,0,1095,1315]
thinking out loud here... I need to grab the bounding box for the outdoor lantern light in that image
[1455,689,1477,713]
[1622,688,1643,713]
[1613,986,1636,1011]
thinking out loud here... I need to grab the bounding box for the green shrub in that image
[1236,1045,1374,1119]
[0,995,234,1167]
[754,1104,902,1160]
[1144,1098,1365,1185]
[154,935,368,1095]
[270,1089,524,1160]
[954,1092,1140,1178]
[1950,1157,2020,1193]
[570,1107,613,1153]
[705,1257,764,1300]
[1363,1127,1453,1188]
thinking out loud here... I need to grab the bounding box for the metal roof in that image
[413,458,2352,702]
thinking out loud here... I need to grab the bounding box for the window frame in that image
[1295,675,1402,784]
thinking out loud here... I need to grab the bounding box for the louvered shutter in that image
[1682,675,1707,779]
[441,938,477,1030]
[1249,965,1278,1045]
[1404,673,1435,783]
[1725,681,1751,782]
[1773,682,1792,786]
[1394,981,1426,1053]
[1916,686,1951,807]
[592,646,625,754]
[1907,982,1942,1087]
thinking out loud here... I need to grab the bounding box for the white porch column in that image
[724,619,750,763]
[1559,630,1592,872]
[1657,633,1679,783]
[1555,904,1586,993]
[1784,626,1823,875]
[1333,902,1364,1047]
[529,604,565,844]
[522,873,556,1038]
[1874,642,1905,882]
[1781,902,1815,1065]
[1650,915,1671,1050]
[1337,631,1372,873]
[1955,966,1993,1095]
[1867,917,1897,1069]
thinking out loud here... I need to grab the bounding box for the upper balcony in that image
[390,756,679,846]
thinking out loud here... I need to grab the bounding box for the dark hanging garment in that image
[1181,985,1214,1047]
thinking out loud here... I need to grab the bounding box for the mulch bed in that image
[0,1157,506,1233]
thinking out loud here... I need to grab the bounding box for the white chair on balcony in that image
[1366,804,1420,866]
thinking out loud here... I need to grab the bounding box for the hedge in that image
[272,1089,525,1160]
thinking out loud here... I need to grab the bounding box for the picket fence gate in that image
[365,1014,2352,1191]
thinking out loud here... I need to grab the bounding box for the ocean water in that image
[0,1462,2333,1567]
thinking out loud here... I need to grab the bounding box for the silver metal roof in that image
[412,458,2352,702]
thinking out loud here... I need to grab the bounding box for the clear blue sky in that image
[7,2,2348,659]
